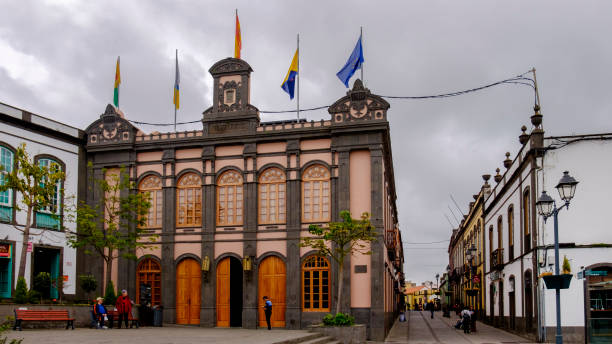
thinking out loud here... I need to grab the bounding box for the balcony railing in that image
[491,248,504,270]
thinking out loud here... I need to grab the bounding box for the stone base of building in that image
[544,326,584,343]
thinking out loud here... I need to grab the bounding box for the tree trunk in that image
[336,258,344,314]
[105,257,113,293]
[17,206,33,279]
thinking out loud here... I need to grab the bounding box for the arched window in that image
[139,175,162,228]
[176,173,202,227]
[523,189,531,251]
[0,146,14,222]
[489,225,494,268]
[258,167,286,224]
[36,158,62,230]
[217,170,243,226]
[497,216,503,250]
[136,258,161,306]
[508,205,514,260]
[302,165,330,223]
[302,255,330,312]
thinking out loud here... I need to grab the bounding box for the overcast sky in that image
[1,0,611,284]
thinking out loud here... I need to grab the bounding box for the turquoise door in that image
[0,257,11,298]
[50,252,60,299]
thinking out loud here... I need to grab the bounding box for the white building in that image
[484,110,612,343]
[0,102,85,299]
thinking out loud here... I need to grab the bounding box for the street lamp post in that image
[536,171,579,344]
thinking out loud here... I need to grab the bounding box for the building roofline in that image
[0,101,85,140]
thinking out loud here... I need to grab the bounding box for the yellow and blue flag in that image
[173,50,180,109]
[281,49,298,99]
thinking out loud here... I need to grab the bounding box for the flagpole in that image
[174,49,177,132]
[297,33,300,121]
[360,26,364,83]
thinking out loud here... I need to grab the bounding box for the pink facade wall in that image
[349,150,372,308]
[300,139,331,150]
[137,151,162,162]
[137,244,162,261]
[214,233,243,259]
[300,230,331,257]
[257,155,286,169]
[215,145,243,156]
[256,232,287,258]
[137,164,163,178]
[174,235,202,260]
[301,153,332,166]
[215,159,243,172]
[176,148,201,159]
[257,142,286,154]
[176,161,202,174]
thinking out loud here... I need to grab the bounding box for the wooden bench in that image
[107,309,139,328]
[13,309,74,331]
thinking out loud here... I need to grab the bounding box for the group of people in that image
[453,305,476,334]
[92,289,134,329]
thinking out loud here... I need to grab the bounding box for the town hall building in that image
[80,57,404,340]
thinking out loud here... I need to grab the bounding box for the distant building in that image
[0,102,85,299]
[448,182,489,317]
[79,58,404,340]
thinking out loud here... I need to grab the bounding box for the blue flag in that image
[336,34,364,87]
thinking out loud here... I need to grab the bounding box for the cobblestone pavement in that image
[4,325,315,344]
[383,311,536,344]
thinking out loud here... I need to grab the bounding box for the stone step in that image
[273,332,325,344]
[300,336,337,344]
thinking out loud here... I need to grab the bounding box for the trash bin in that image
[153,305,163,327]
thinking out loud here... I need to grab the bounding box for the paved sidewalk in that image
[384,311,535,343]
[4,325,314,344]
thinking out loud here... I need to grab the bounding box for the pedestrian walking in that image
[470,307,477,332]
[115,289,134,329]
[93,297,108,329]
[461,306,471,334]
[263,296,272,330]
[428,301,434,319]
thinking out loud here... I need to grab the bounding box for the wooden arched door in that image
[216,257,231,327]
[258,256,286,328]
[176,258,201,324]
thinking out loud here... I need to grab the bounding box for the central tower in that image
[202,58,260,135]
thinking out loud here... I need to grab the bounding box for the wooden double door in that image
[258,256,286,328]
[176,258,201,324]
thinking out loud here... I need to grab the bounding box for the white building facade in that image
[0,102,85,300]
[484,112,612,343]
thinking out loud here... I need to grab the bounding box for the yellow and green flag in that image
[113,56,121,107]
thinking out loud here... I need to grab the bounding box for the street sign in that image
[585,270,608,276]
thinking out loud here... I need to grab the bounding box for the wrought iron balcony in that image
[491,248,504,270]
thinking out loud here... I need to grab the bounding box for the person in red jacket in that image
[115,289,134,329]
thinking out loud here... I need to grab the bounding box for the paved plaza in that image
[4,312,536,344]
[4,325,319,344]
[383,311,535,344]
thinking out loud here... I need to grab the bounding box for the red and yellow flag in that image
[234,11,241,59]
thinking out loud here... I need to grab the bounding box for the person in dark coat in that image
[115,289,134,329]
[262,296,272,330]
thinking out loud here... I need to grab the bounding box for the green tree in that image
[66,166,154,290]
[0,144,65,280]
[79,274,98,301]
[103,280,117,305]
[13,277,29,304]
[301,210,377,313]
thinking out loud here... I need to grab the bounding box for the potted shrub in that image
[542,255,573,289]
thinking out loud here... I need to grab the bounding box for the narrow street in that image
[384,311,534,344]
